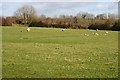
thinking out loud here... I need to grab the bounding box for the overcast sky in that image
[0,0,119,17]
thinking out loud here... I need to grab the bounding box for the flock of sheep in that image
[27,28,65,32]
[84,31,109,36]
[26,28,109,36]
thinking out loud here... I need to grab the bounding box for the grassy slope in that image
[2,27,118,78]
[0,27,2,78]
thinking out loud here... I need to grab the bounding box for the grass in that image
[0,27,2,79]
[2,27,118,78]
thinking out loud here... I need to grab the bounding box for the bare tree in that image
[14,5,36,24]
[108,13,118,19]
[40,14,46,19]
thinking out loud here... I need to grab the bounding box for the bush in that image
[112,22,120,31]
[99,24,109,30]
[88,23,110,30]
[88,23,100,30]
[50,23,68,28]
[28,21,47,27]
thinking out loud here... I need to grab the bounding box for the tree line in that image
[0,5,119,31]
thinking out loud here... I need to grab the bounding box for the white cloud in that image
[34,2,91,11]
[90,2,118,12]
[1,0,33,2]
[28,2,118,17]
[96,4,108,9]
[0,3,2,16]
[1,1,118,17]
[1,0,119,2]
[107,2,118,9]
[32,2,92,17]
[33,3,47,10]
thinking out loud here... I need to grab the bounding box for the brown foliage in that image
[1,16,17,26]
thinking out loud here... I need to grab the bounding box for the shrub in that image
[28,21,47,27]
[88,23,100,30]
[99,24,109,30]
[112,22,120,31]
[88,23,110,30]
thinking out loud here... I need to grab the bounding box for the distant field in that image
[2,27,118,78]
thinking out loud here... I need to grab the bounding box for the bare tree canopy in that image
[14,5,36,24]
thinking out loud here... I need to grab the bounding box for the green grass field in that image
[2,27,118,78]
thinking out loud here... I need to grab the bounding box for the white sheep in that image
[27,28,30,32]
[96,29,98,31]
[105,31,108,34]
[61,29,65,31]
[95,33,99,35]
[85,33,89,36]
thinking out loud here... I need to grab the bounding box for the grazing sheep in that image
[105,31,108,34]
[95,33,99,35]
[61,29,65,31]
[85,33,89,36]
[96,29,98,31]
[27,28,30,32]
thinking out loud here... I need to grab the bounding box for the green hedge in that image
[28,21,47,27]
[112,22,120,31]
[88,22,120,31]
[88,24,110,30]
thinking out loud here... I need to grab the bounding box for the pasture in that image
[2,27,118,78]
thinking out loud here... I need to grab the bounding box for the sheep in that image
[105,31,108,34]
[85,33,89,36]
[27,28,30,32]
[93,32,98,35]
[96,29,98,31]
[61,29,65,31]
[95,33,99,35]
